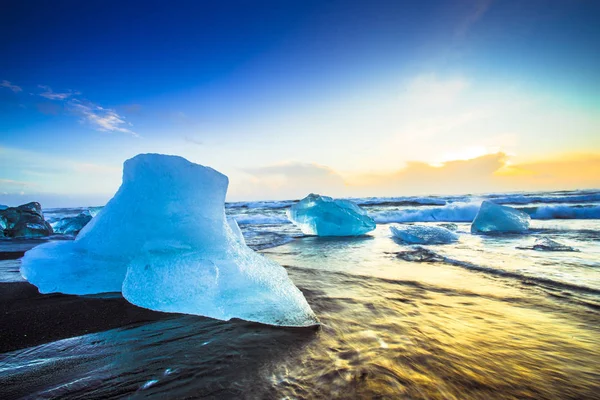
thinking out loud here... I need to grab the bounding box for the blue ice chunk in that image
[51,211,93,235]
[390,224,459,245]
[227,217,245,245]
[21,154,317,327]
[471,201,530,234]
[286,194,376,236]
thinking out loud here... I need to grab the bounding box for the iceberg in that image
[0,202,53,238]
[227,217,245,245]
[51,211,93,235]
[390,224,459,245]
[287,193,375,236]
[471,201,530,234]
[21,154,317,327]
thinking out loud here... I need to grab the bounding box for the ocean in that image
[1,189,599,399]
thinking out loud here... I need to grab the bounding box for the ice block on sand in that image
[21,154,317,327]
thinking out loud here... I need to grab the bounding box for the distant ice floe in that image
[21,154,317,327]
[287,193,376,236]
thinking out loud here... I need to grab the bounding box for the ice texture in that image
[21,154,317,327]
[390,224,459,245]
[471,201,530,234]
[227,217,245,245]
[287,193,376,236]
[51,211,93,235]
[0,202,53,238]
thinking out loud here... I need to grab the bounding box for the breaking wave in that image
[372,203,600,223]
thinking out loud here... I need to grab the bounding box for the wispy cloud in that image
[0,178,36,189]
[0,80,22,93]
[69,99,138,137]
[24,83,139,136]
[455,0,493,38]
[38,85,80,100]
[239,162,347,199]
[184,136,203,146]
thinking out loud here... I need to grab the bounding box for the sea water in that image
[1,189,599,399]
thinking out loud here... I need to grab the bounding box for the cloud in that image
[237,162,348,199]
[0,178,37,190]
[184,136,203,146]
[403,74,468,108]
[498,154,600,190]
[351,153,508,195]
[348,152,600,196]
[455,0,493,38]
[69,99,138,136]
[0,80,22,93]
[32,84,138,136]
[38,85,80,100]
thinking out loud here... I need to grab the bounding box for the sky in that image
[1,0,599,207]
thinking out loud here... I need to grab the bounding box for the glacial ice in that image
[390,224,459,245]
[0,202,53,238]
[287,193,376,236]
[21,154,317,327]
[471,201,530,234]
[51,211,93,235]
[227,217,245,245]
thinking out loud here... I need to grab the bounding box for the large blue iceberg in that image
[286,194,376,236]
[21,154,317,327]
[471,201,530,234]
[390,224,459,245]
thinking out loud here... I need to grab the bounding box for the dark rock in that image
[395,246,445,262]
[439,223,458,231]
[16,202,44,218]
[517,238,579,252]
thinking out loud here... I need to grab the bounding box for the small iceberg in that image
[51,211,93,235]
[390,224,458,245]
[517,238,579,252]
[0,202,53,238]
[286,193,376,236]
[21,154,317,327]
[471,201,530,234]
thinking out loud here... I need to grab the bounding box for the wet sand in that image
[0,281,171,353]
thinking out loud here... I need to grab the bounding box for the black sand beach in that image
[0,281,171,354]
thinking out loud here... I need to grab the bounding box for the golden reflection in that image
[264,228,600,399]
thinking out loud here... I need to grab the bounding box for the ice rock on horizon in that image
[21,154,317,327]
[390,224,459,245]
[471,201,530,234]
[287,193,375,236]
